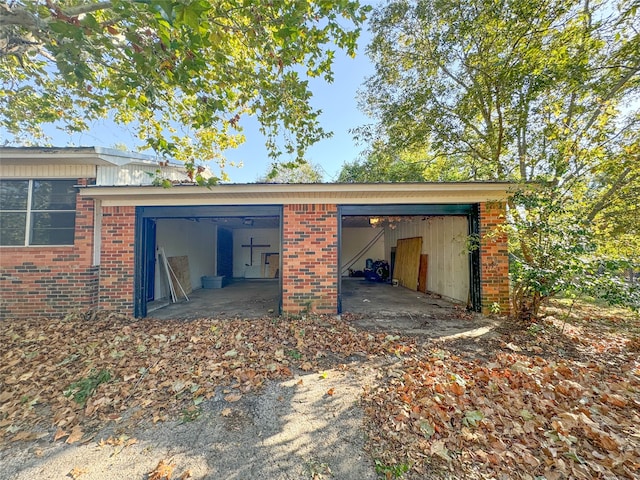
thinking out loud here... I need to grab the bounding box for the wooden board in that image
[266,253,279,278]
[418,254,428,293]
[167,256,192,298]
[261,253,280,278]
[394,237,422,291]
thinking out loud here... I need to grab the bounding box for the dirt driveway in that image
[1,364,382,480]
[0,312,497,480]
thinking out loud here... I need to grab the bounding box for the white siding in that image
[0,164,96,178]
[233,228,280,278]
[154,219,217,299]
[96,164,189,186]
[341,227,385,275]
[384,216,469,303]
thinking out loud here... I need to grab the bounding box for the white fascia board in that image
[78,182,518,206]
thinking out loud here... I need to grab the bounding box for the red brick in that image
[479,201,510,315]
[281,204,338,314]
[0,179,98,319]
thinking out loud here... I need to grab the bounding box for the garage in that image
[339,204,481,315]
[88,183,510,319]
[135,205,283,318]
[0,148,511,320]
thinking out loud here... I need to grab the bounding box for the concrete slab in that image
[341,278,496,339]
[148,279,280,320]
[147,278,496,342]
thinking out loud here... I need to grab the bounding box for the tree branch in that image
[586,168,637,222]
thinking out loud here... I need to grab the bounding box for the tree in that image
[257,160,324,183]
[0,0,369,170]
[338,141,473,182]
[358,0,640,318]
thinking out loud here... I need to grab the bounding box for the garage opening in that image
[339,204,481,315]
[134,205,282,318]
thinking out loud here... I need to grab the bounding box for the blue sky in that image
[42,33,375,184]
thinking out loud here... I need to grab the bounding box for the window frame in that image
[0,179,78,247]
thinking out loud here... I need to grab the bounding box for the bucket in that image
[202,276,223,289]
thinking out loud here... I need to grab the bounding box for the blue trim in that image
[278,205,283,315]
[138,205,282,218]
[133,209,145,318]
[135,204,284,318]
[339,204,473,216]
[337,205,343,314]
[468,204,481,312]
[339,202,482,312]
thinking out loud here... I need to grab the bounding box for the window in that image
[0,180,77,246]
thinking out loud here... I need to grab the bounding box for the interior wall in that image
[233,228,280,278]
[341,227,385,275]
[384,216,469,303]
[155,219,217,299]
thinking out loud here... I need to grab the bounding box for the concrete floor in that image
[148,279,280,320]
[147,278,494,340]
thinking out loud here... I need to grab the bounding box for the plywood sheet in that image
[267,254,279,278]
[394,237,422,291]
[168,256,192,298]
[418,254,428,293]
[261,253,280,278]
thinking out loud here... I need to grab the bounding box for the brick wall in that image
[99,206,135,313]
[0,179,98,319]
[479,201,510,315]
[282,204,339,314]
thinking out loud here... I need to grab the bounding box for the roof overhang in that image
[79,182,516,207]
[0,146,167,167]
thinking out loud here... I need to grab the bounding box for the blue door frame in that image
[337,204,481,313]
[134,205,282,318]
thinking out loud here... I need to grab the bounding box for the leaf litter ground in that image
[0,300,638,479]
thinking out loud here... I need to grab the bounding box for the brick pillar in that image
[479,201,510,315]
[282,204,338,314]
[99,206,135,314]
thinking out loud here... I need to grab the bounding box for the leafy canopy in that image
[352,0,640,316]
[0,0,369,170]
[257,160,324,183]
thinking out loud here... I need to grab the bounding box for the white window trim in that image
[0,179,77,247]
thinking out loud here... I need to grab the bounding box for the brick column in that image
[99,206,135,314]
[282,204,338,314]
[479,201,510,315]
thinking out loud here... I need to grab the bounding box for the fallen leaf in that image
[54,427,68,442]
[430,439,450,461]
[224,393,242,403]
[220,408,232,417]
[148,459,175,480]
[601,393,627,408]
[505,342,522,352]
[69,467,89,479]
[327,388,335,396]
[223,349,238,358]
[66,425,83,444]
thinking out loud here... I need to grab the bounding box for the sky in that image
[41,33,375,184]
